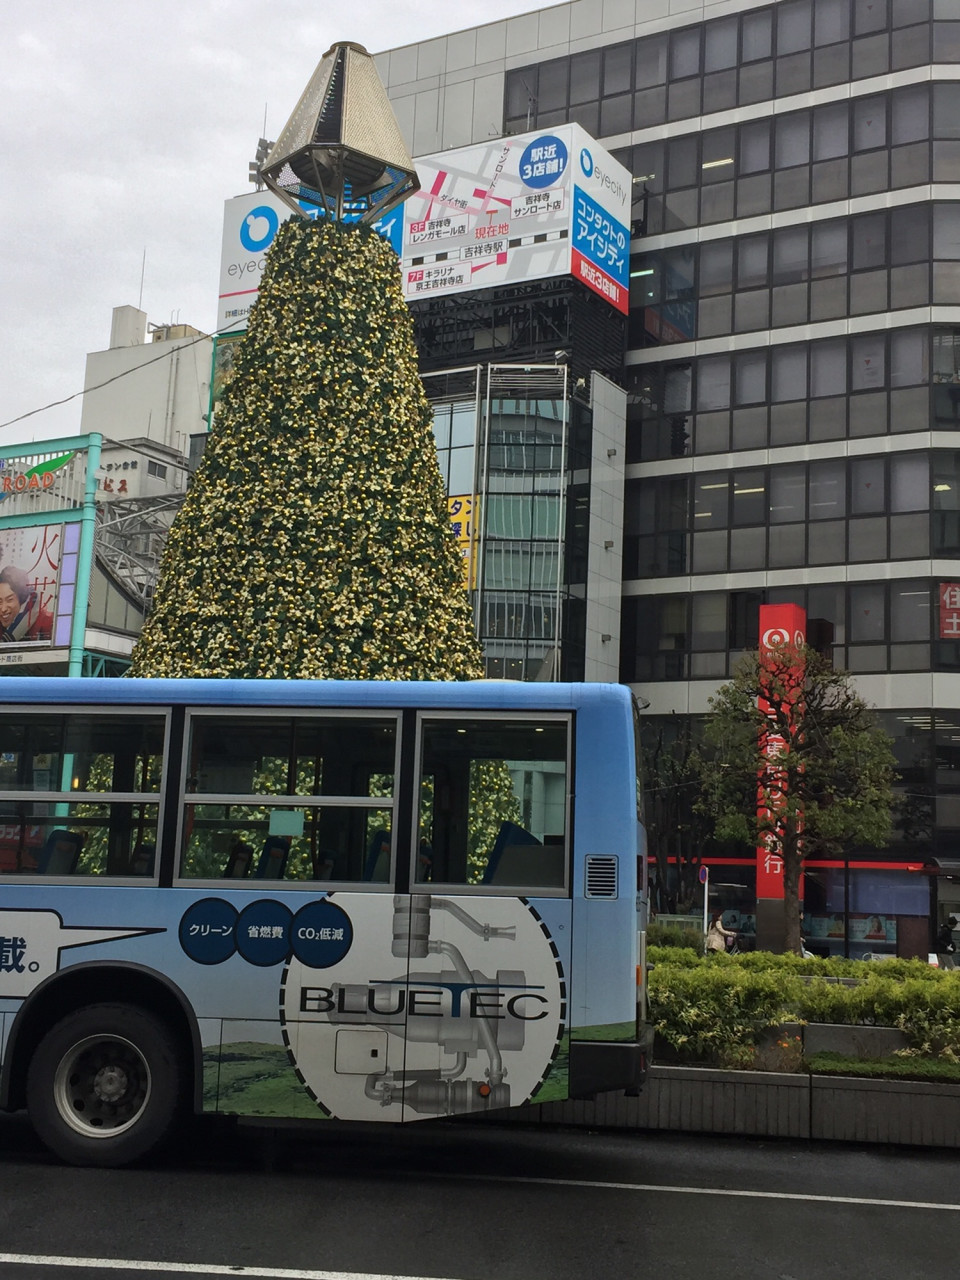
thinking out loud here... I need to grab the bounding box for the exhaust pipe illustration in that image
[281,891,563,1121]
[322,895,521,1112]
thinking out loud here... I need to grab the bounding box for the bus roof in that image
[0,677,634,714]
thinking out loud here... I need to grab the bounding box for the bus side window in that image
[416,717,569,890]
[255,837,290,879]
[180,712,398,883]
[482,821,541,883]
[130,842,155,876]
[363,829,391,882]
[486,843,566,889]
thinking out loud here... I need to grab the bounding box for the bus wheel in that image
[27,1003,182,1167]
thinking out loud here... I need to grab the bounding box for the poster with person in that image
[0,525,60,645]
[849,914,896,943]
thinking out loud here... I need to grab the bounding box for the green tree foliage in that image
[466,762,523,883]
[641,715,712,913]
[130,217,482,681]
[695,645,897,955]
[73,751,162,876]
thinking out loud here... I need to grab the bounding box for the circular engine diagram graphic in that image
[279,894,565,1121]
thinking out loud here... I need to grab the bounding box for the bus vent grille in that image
[585,856,618,899]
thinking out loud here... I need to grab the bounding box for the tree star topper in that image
[259,42,419,224]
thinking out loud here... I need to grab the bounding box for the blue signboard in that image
[571,185,629,294]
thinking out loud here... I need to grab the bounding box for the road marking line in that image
[2,1182,954,1278]
[0,1259,457,1280]
[426,1172,960,1213]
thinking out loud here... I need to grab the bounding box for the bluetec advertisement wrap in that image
[0,886,583,1123]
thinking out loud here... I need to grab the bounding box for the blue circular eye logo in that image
[518,135,568,189]
[580,148,594,177]
[240,205,280,252]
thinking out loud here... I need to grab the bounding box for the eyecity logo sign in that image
[580,147,628,208]
[219,192,407,333]
[519,135,568,189]
[239,205,280,252]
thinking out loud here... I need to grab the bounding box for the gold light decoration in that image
[129,217,482,682]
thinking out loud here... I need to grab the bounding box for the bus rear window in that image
[416,716,569,891]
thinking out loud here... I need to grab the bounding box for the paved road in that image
[0,1111,957,1279]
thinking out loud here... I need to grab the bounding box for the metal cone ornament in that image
[259,42,418,224]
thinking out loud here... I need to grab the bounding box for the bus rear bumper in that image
[568,1025,654,1099]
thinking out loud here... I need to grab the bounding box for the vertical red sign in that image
[756,604,806,900]
[940,583,960,638]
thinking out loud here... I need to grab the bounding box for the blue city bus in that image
[0,678,650,1165]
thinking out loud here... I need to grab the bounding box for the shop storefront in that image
[653,854,935,960]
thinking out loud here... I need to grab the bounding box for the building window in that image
[624,449,937,581]
[506,9,929,136]
[629,206,945,352]
[620,581,935,684]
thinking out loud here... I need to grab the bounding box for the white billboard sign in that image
[217,191,293,333]
[400,123,630,314]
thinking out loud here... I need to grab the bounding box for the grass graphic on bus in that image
[202,1042,327,1120]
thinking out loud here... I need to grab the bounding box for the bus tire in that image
[26,1003,182,1167]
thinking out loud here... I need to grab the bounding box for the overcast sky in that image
[0,0,540,444]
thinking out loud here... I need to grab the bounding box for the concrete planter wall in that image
[533,1068,806,1138]
[811,1074,960,1146]
[492,1022,960,1147]
[520,1065,960,1148]
[537,1065,809,1139]
[804,1022,908,1059]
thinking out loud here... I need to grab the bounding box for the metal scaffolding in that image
[95,493,183,611]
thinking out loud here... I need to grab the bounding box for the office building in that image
[377,0,960,952]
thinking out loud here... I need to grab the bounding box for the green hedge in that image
[647,944,943,981]
[647,924,704,949]
[648,948,960,1067]
[648,962,799,1065]
[807,1052,960,1082]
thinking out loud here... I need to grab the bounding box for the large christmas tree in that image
[130,217,482,681]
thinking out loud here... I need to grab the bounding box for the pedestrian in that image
[799,911,814,959]
[937,916,958,970]
[705,909,735,954]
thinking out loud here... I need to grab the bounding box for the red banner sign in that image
[756,604,806,900]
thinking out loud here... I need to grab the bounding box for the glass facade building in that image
[422,359,620,684]
[379,0,960,948]
[426,366,573,682]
